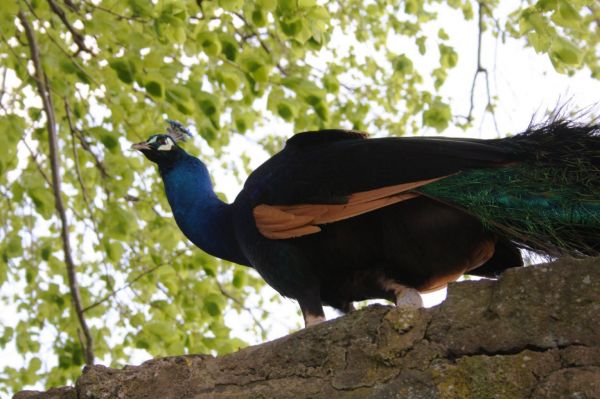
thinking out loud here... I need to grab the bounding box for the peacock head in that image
[131,120,193,165]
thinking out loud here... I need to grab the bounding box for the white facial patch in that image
[157,137,174,151]
[148,136,159,144]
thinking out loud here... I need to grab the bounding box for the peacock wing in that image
[243,130,520,239]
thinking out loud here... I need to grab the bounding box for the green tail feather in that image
[419,119,600,256]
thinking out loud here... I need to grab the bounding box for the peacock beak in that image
[131,142,152,151]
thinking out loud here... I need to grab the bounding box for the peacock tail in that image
[418,119,600,257]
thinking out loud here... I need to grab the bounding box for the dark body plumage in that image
[133,120,600,325]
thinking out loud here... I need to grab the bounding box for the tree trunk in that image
[14,257,600,399]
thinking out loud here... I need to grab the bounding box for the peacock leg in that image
[297,292,326,327]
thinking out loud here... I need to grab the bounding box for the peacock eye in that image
[156,136,174,151]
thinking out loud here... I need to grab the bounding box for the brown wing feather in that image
[254,176,448,239]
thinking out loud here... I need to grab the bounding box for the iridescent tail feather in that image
[420,119,600,257]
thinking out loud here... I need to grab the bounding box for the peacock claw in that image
[394,286,423,309]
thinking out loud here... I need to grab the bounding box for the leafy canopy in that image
[0,0,597,395]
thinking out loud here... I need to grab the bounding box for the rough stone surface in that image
[14,257,600,399]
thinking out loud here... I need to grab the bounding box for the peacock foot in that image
[304,313,326,327]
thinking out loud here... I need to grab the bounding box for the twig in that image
[22,0,96,85]
[83,264,165,313]
[215,279,266,335]
[83,248,187,313]
[73,129,110,179]
[230,12,287,76]
[308,64,358,92]
[66,99,114,293]
[46,0,92,55]
[82,0,149,22]
[22,139,52,187]
[63,0,80,13]
[0,185,13,212]
[0,67,8,113]
[196,0,204,18]
[0,32,27,69]
[19,9,94,366]
[65,100,94,211]
[465,1,500,134]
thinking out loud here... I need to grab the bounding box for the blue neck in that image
[159,156,249,266]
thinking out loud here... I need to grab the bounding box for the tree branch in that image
[46,0,92,55]
[18,9,94,366]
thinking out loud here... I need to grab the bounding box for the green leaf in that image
[438,28,449,41]
[439,44,458,69]
[219,0,244,11]
[280,17,304,38]
[416,36,427,55]
[144,73,165,98]
[277,0,297,14]
[97,128,120,153]
[104,240,124,263]
[423,99,451,132]
[234,111,257,133]
[166,86,195,115]
[550,37,582,66]
[129,0,154,17]
[298,0,316,8]
[536,0,557,12]
[145,321,178,342]
[5,235,22,258]
[28,358,42,374]
[557,0,580,22]
[323,75,339,93]
[219,34,239,61]
[232,270,246,288]
[102,203,132,240]
[217,69,241,93]
[252,7,267,27]
[197,32,222,57]
[257,0,277,11]
[276,101,296,121]
[204,293,224,317]
[194,91,221,122]
[393,54,413,75]
[0,326,14,347]
[109,59,135,84]
[23,172,54,220]
[527,32,551,53]
[0,115,24,175]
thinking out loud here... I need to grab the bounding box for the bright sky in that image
[2,1,600,397]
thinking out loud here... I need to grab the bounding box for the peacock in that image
[132,118,600,326]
